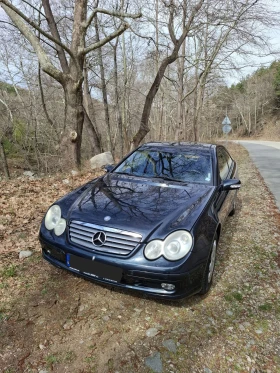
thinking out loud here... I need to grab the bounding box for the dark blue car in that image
[39,142,241,299]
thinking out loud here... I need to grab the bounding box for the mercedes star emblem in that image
[92,231,106,246]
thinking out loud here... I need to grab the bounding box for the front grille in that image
[69,220,142,256]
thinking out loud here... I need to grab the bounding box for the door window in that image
[217,148,229,180]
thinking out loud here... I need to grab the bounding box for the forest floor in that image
[0,144,280,373]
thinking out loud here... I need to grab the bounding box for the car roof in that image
[140,142,216,152]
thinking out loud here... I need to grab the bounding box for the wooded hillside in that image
[0,0,279,177]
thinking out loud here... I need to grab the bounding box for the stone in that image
[162,339,177,353]
[146,328,159,337]
[78,304,85,312]
[145,352,163,373]
[63,320,74,330]
[134,308,142,313]
[19,250,33,259]
[62,179,70,184]
[71,170,78,176]
[90,152,114,169]
[23,171,34,177]
[204,368,213,373]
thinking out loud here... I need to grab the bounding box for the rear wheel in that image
[198,234,218,295]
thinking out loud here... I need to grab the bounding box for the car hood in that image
[68,173,215,240]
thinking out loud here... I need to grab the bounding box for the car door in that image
[215,147,231,225]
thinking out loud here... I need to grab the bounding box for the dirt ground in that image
[0,144,280,373]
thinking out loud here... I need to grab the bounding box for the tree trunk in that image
[131,0,204,149]
[131,53,178,149]
[83,111,102,156]
[176,0,186,141]
[112,39,124,158]
[0,140,10,179]
[83,67,102,155]
[248,108,251,135]
[60,81,84,169]
[254,98,257,133]
[94,17,113,154]
[1,0,139,170]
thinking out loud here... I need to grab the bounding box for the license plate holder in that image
[66,254,122,282]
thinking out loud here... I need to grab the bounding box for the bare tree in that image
[0,94,12,178]
[83,65,102,155]
[130,0,278,146]
[131,0,204,149]
[0,0,141,169]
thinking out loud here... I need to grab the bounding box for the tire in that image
[198,234,218,295]
[229,199,236,216]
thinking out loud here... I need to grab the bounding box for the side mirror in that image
[222,179,241,191]
[103,164,115,172]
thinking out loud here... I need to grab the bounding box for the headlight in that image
[54,218,66,236]
[45,205,66,236]
[144,240,163,260]
[163,231,192,260]
[144,230,193,261]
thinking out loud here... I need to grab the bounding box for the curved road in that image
[235,140,280,211]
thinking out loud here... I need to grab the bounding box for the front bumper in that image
[40,236,206,300]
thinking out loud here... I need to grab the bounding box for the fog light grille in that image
[44,247,66,263]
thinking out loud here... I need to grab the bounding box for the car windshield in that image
[114,148,212,184]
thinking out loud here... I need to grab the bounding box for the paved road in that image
[234,140,280,211]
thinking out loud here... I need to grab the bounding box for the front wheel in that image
[198,234,218,295]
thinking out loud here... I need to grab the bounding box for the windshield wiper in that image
[152,176,186,183]
[114,172,187,183]
[114,172,144,178]
[114,171,132,176]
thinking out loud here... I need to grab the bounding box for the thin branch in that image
[1,3,64,83]
[199,1,259,85]
[0,0,74,58]
[85,7,141,30]
[181,75,202,102]
[42,0,69,73]
[167,2,177,45]
[178,0,204,46]
[82,23,129,55]
[0,98,13,121]
[38,64,59,136]
[21,0,46,18]
[0,20,18,28]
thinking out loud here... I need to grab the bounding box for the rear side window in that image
[217,148,229,180]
